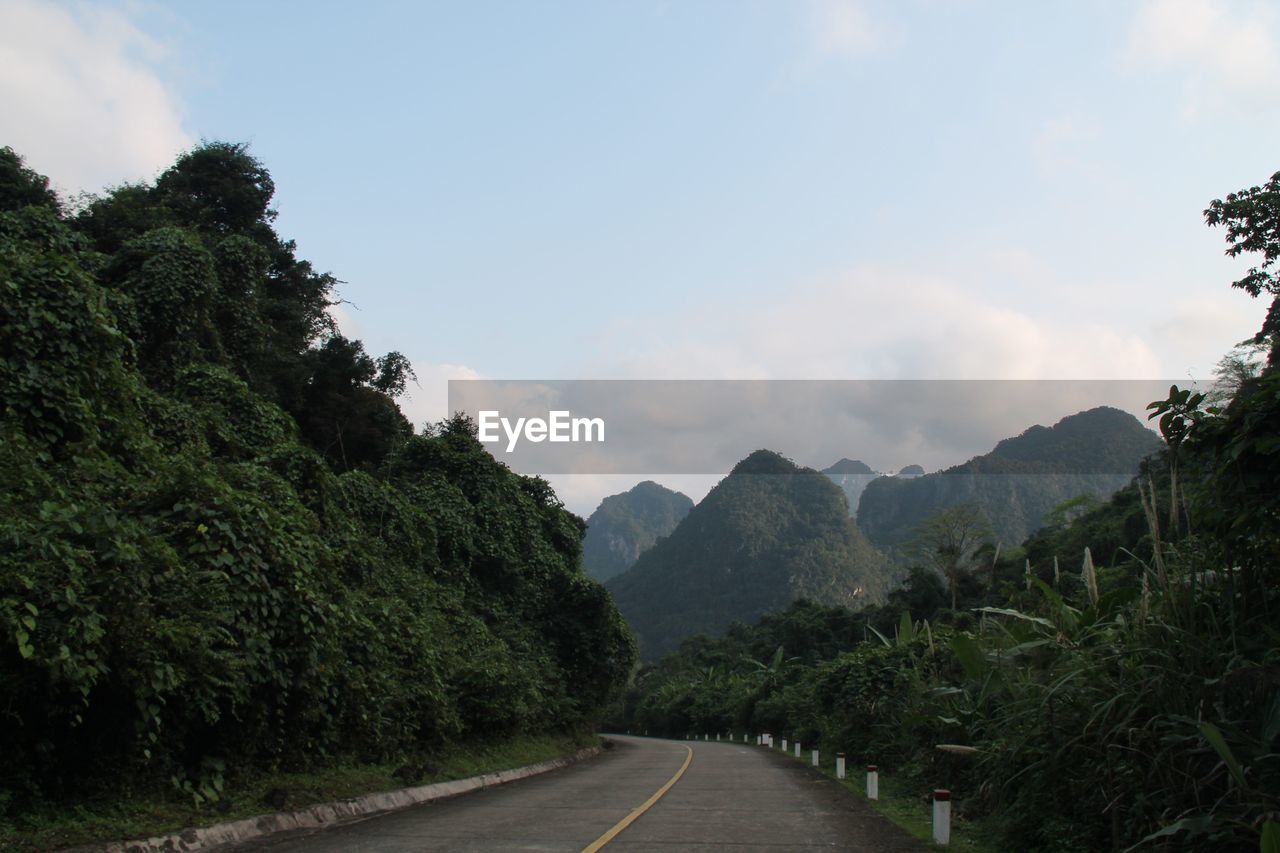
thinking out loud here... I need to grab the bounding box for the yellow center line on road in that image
[580,744,694,852]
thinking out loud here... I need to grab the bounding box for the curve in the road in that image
[580,744,692,852]
[243,735,925,851]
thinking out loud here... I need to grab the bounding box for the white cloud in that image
[0,0,191,195]
[605,263,1165,381]
[397,361,485,431]
[807,0,886,58]
[325,300,361,339]
[1126,0,1280,112]
[1149,294,1271,381]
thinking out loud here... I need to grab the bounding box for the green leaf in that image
[1199,721,1248,790]
[975,606,1055,630]
[1125,815,1214,852]
[867,624,892,648]
[1262,691,1280,745]
[1261,821,1280,853]
[950,634,988,680]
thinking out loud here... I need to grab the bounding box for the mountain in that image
[856,407,1164,555]
[824,458,876,476]
[582,481,693,582]
[822,458,881,519]
[896,464,925,478]
[606,450,892,660]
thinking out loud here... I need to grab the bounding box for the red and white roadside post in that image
[866,764,879,800]
[836,752,846,779]
[932,789,951,845]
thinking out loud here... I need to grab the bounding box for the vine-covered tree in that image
[0,145,635,820]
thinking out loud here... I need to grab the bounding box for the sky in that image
[2,0,1277,514]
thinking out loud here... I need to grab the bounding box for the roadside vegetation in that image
[612,171,1280,852]
[0,733,596,852]
[0,144,635,847]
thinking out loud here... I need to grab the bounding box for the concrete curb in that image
[86,745,602,852]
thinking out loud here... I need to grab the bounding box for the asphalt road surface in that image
[245,735,926,852]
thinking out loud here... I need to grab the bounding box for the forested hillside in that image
[0,145,634,816]
[857,406,1162,555]
[606,450,892,660]
[582,481,692,582]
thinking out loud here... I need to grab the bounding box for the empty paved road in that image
[247,735,925,852]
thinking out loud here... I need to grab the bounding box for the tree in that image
[0,147,59,212]
[294,335,413,470]
[1204,170,1280,361]
[154,141,276,236]
[907,503,993,611]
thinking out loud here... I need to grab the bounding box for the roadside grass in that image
[0,732,597,852]
[760,741,1004,853]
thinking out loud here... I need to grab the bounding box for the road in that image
[245,735,925,852]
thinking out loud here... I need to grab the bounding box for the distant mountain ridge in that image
[822,458,881,518]
[824,458,876,476]
[856,406,1163,554]
[822,459,925,518]
[606,450,892,660]
[583,481,693,582]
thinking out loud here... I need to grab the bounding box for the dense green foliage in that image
[857,406,1162,556]
[606,450,892,661]
[0,145,634,818]
[582,481,692,582]
[615,175,1280,852]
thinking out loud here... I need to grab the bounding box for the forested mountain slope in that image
[606,450,891,660]
[582,481,693,582]
[856,406,1163,554]
[0,144,634,812]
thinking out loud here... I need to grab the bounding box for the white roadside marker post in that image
[933,789,951,845]
[836,752,846,779]
[866,765,879,800]
[811,749,819,767]
[781,737,788,752]
[794,741,801,757]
